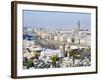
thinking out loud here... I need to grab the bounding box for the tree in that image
[50,55,59,67]
[69,49,78,66]
[26,59,34,69]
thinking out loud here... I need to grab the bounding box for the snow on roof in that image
[70,45,79,49]
[40,49,61,57]
[42,49,60,53]
[24,52,35,58]
[32,47,42,51]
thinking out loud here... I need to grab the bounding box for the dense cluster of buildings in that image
[23,21,91,69]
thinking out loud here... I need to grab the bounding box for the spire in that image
[78,20,80,31]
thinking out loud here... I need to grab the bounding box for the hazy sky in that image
[23,10,91,30]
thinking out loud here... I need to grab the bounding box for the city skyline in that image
[23,10,91,30]
[23,10,92,69]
